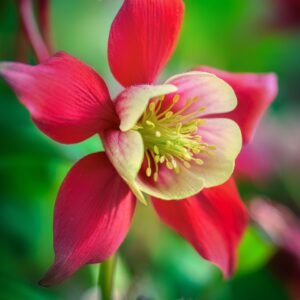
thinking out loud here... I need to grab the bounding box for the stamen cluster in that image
[135,95,216,182]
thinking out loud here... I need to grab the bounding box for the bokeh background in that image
[1,0,300,299]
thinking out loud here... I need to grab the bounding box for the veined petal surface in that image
[108,0,185,86]
[0,52,117,144]
[40,152,136,286]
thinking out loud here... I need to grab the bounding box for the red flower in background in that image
[0,0,277,286]
[251,199,300,300]
[267,0,300,30]
[235,116,300,182]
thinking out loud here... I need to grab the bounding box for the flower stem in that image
[98,255,116,300]
[18,0,50,62]
[37,0,53,53]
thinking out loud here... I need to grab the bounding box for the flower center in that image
[134,94,216,182]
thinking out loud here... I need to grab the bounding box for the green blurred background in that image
[0,0,300,299]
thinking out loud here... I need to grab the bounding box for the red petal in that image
[108,0,185,87]
[194,66,278,144]
[39,152,136,286]
[0,52,118,144]
[152,178,248,277]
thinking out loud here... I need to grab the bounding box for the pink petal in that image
[195,66,278,144]
[161,72,237,117]
[39,152,136,286]
[0,52,117,144]
[235,143,275,181]
[108,0,185,87]
[250,199,300,258]
[152,178,248,277]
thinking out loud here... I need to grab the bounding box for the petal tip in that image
[38,264,66,287]
[38,257,84,287]
[38,277,51,288]
[262,73,279,102]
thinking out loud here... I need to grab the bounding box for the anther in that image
[196,119,206,125]
[172,159,178,169]
[192,148,201,154]
[186,98,193,106]
[165,111,173,118]
[154,145,159,154]
[208,145,217,150]
[183,153,192,160]
[146,168,152,177]
[195,159,204,165]
[173,94,180,103]
[153,172,158,182]
[146,120,155,127]
[184,161,191,168]
[149,102,156,111]
[166,161,173,169]
[155,131,162,137]
[174,166,180,174]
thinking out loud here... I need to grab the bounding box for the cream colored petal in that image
[136,161,205,200]
[103,129,147,204]
[194,118,242,187]
[164,71,237,117]
[115,84,177,132]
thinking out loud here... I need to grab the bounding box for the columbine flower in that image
[0,0,277,286]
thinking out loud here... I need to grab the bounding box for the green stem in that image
[98,255,116,300]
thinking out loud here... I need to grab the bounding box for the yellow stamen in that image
[135,93,217,182]
[157,94,180,118]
